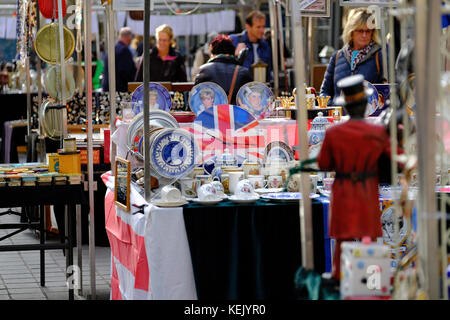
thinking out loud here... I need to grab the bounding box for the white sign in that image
[299,0,331,17]
[113,0,221,11]
[339,0,398,7]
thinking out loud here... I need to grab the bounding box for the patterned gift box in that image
[340,240,392,299]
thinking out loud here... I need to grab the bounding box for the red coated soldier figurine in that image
[316,74,398,281]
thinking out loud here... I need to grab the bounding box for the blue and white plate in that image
[131,82,172,114]
[261,192,320,202]
[263,141,294,163]
[189,82,228,116]
[149,128,199,179]
[236,81,274,119]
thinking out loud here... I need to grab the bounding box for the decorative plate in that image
[365,81,380,117]
[149,128,199,179]
[126,110,179,159]
[228,195,260,204]
[131,82,172,114]
[188,82,228,116]
[191,198,223,205]
[152,199,188,207]
[261,192,320,202]
[236,81,274,119]
[43,64,76,102]
[263,141,295,163]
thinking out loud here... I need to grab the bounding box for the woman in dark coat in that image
[194,34,253,105]
[134,24,187,82]
[320,8,386,105]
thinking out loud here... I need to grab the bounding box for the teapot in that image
[308,112,330,146]
[207,148,238,179]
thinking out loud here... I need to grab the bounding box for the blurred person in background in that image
[320,7,386,105]
[134,24,187,82]
[194,34,252,105]
[101,27,136,92]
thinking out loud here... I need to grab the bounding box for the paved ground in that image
[0,208,111,300]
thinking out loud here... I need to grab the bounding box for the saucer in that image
[228,195,260,204]
[191,198,223,205]
[255,188,284,194]
[261,192,320,202]
[152,199,188,207]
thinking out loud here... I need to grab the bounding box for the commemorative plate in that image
[365,81,380,117]
[188,82,228,116]
[261,192,320,202]
[149,128,199,179]
[236,81,274,119]
[191,198,223,205]
[228,195,260,204]
[263,141,295,163]
[131,82,172,114]
[126,110,179,159]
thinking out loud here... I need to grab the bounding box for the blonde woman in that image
[135,24,187,82]
[320,8,386,105]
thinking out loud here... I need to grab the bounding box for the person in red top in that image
[316,74,394,281]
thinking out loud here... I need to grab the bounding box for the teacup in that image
[197,183,218,201]
[228,171,244,194]
[248,175,265,190]
[234,179,256,199]
[242,160,261,178]
[267,175,283,189]
[178,177,197,198]
[161,185,182,203]
[220,173,230,194]
[191,166,205,178]
[195,174,211,188]
[310,174,318,193]
[286,174,300,192]
[210,180,225,198]
[323,177,334,191]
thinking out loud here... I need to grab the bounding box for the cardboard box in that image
[80,148,100,165]
[104,129,110,164]
[47,153,60,172]
[58,151,81,174]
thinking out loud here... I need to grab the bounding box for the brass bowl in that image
[34,23,75,64]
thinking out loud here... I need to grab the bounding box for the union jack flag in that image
[183,104,265,163]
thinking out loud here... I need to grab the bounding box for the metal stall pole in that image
[35,2,45,162]
[84,0,96,300]
[144,0,151,201]
[290,0,314,270]
[106,2,117,176]
[414,0,441,300]
[269,0,279,97]
[276,0,287,91]
[386,0,402,270]
[380,8,389,83]
[57,0,67,143]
